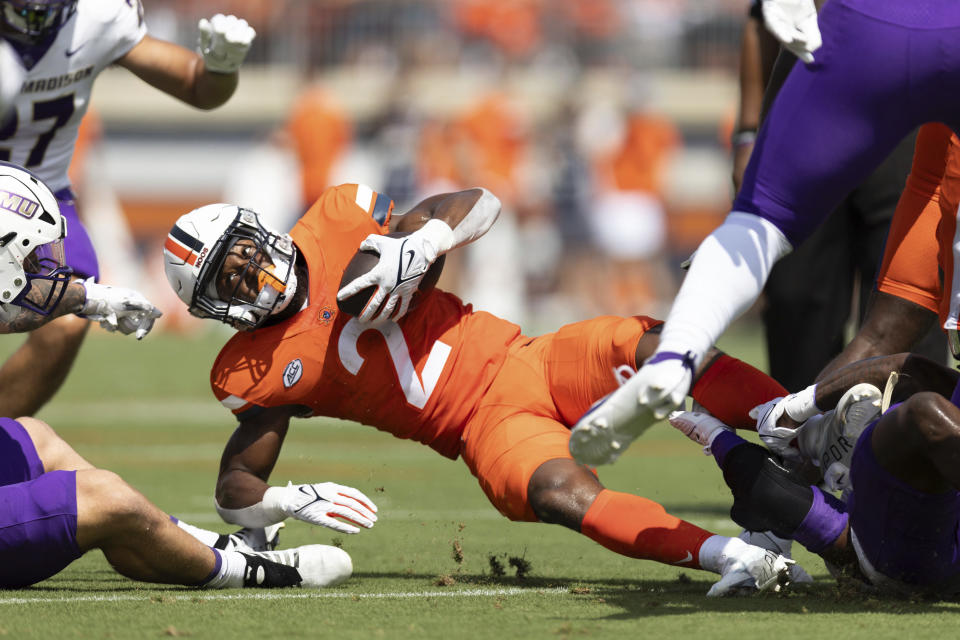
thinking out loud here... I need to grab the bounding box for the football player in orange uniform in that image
[163,184,797,596]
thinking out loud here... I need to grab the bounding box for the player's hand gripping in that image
[263,482,378,534]
[80,278,162,340]
[750,384,819,457]
[762,0,822,64]
[198,14,256,74]
[337,231,441,324]
[635,352,696,420]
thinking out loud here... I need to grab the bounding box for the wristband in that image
[783,383,820,422]
[731,128,758,147]
[215,487,287,527]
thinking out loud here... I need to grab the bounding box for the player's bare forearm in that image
[117,36,237,110]
[392,189,485,234]
[813,353,958,410]
[815,292,939,382]
[0,280,86,334]
[215,406,295,508]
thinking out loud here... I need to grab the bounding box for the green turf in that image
[0,322,957,639]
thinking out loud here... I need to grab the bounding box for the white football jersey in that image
[1,0,146,191]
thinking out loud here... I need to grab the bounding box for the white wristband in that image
[215,488,288,527]
[416,218,457,256]
[783,383,820,422]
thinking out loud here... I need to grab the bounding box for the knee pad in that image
[721,442,814,538]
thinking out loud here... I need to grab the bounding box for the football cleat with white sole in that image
[568,384,656,466]
[796,383,882,492]
[250,544,353,588]
[707,538,794,597]
[569,354,693,466]
[668,410,732,455]
[738,529,813,584]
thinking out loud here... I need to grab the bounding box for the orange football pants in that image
[460,315,660,522]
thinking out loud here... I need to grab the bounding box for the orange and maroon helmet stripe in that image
[164,225,205,266]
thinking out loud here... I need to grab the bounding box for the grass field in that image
[1,322,958,639]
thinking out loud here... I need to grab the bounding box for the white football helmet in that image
[163,204,297,329]
[0,161,70,314]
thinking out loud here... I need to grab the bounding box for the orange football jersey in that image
[210,184,522,459]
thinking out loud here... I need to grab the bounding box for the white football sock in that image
[698,535,743,574]
[171,516,220,548]
[201,549,247,589]
[659,212,792,362]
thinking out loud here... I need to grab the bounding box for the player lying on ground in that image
[162,183,801,596]
[567,0,960,468]
[0,414,357,589]
[0,163,360,589]
[670,352,960,594]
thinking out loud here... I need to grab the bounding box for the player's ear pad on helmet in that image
[720,442,814,540]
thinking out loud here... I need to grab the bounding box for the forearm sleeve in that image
[215,486,288,527]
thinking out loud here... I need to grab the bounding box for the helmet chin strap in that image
[271,268,298,315]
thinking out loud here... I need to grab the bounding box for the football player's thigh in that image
[0,471,81,588]
[0,417,46,486]
[463,413,573,523]
[544,315,661,425]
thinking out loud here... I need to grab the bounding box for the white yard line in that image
[0,586,568,605]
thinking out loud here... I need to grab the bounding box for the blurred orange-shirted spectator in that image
[285,87,352,206]
[452,91,527,205]
[586,108,680,317]
[453,0,544,59]
[561,0,620,40]
[600,111,679,195]
[417,118,462,193]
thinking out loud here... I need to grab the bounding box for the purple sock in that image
[197,548,223,587]
[710,430,748,468]
[791,486,848,553]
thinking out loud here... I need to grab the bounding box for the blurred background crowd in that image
[76,0,749,333]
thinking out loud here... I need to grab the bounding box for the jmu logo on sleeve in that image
[0,190,39,218]
[283,359,303,388]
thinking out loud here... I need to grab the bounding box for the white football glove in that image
[635,351,695,420]
[750,384,819,456]
[337,222,451,324]
[0,39,24,116]
[80,278,162,340]
[762,0,822,64]
[262,481,378,535]
[198,14,256,74]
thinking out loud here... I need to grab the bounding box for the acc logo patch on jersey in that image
[283,359,303,388]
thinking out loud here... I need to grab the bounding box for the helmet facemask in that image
[191,208,297,330]
[10,234,71,314]
[1,0,77,45]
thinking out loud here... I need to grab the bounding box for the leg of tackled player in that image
[526,459,793,596]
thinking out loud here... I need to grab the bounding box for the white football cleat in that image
[251,544,353,588]
[668,410,732,455]
[569,375,657,466]
[225,522,285,553]
[738,529,813,584]
[707,537,794,597]
[796,383,882,491]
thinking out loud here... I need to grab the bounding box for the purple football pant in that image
[734,0,960,247]
[847,421,960,587]
[54,188,99,280]
[0,417,81,589]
